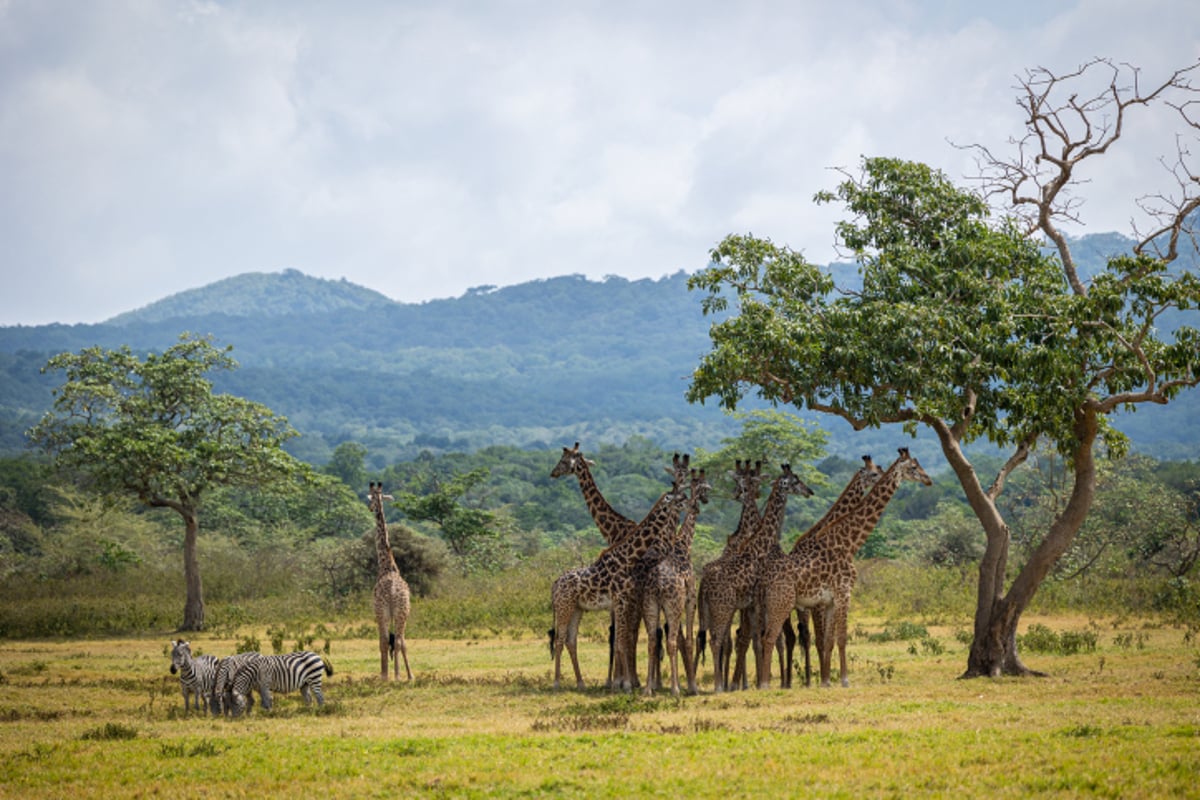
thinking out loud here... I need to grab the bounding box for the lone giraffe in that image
[551,454,690,690]
[549,443,690,687]
[639,468,710,696]
[699,463,812,692]
[694,460,764,687]
[368,482,413,681]
[786,455,884,686]
[755,449,931,688]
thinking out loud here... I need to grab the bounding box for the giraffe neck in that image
[723,483,762,556]
[672,497,702,553]
[575,459,635,544]
[818,462,906,557]
[756,477,793,546]
[372,505,398,576]
[792,468,874,550]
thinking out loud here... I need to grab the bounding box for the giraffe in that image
[728,463,815,690]
[699,463,812,692]
[755,449,931,689]
[693,460,764,687]
[639,468,710,696]
[551,454,690,690]
[367,482,413,681]
[786,455,884,687]
[549,443,690,687]
[550,442,636,543]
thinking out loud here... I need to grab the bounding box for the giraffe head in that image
[860,455,884,485]
[550,442,593,479]
[667,452,691,487]
[776,463,815,498]
[894,448,933,487]
[730,459,765,506]
[367,481,394,514]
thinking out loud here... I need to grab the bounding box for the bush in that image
[1019,623,1098,655]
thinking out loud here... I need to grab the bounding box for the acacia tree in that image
[687,59,1200,678]
[29,333,310,630]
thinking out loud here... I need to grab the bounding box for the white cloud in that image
[1,0,1198,324]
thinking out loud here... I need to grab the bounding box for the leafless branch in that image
[1132,136,1200,261]
[958,58,1200,293]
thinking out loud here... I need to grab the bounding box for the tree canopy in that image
[28,333,313,630]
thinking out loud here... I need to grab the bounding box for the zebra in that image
[229,651,333,717]
[210,651,260,717]
[169,639,219,714]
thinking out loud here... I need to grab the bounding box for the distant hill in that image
[1,229,1198,467]
[105,269,394,325]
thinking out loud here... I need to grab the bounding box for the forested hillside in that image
[1,228,1197,466]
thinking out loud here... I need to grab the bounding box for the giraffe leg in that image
[781,617,796,689]
[836,597,851,687]
[682,593,697,694]
[566,611,585,690]
[665,596,685,697]
[610,600,630,693]
[798,608,813,688]
[396,631,412,682]
[551,608,572,690]
[708,608,734,692]
[377,623,390,681]
[732,610,752,691]
[757,608,786,690]
[641,598,660,697]
[816,604,836,687]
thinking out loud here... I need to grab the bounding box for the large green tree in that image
[28,333,311,630]
[687,60,1200,678]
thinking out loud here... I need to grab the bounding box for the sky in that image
[1,1,1198,326]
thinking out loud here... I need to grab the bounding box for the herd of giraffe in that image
[364,444,930,695]
[549,442,931,695]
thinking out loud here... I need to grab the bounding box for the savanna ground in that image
[1,611,1197,799]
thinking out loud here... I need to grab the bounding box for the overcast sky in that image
[1,1,1197,326]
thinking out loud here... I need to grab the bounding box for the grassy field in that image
[1,614,1197,798]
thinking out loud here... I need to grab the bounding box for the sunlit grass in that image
[1,614,1197,798]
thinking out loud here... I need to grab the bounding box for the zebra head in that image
[169,639,192,675]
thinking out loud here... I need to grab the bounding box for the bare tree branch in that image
[959,58,1200,291]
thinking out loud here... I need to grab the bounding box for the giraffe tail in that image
[696,630,707,666]
[547,628,555,659]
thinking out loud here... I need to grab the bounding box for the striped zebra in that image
[169,639,219,713]
[210,651,260,717]
[229,651,333,717]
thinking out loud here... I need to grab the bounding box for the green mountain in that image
[105,268,395,325]
[0,270,752,465]
[2,230,1198,466]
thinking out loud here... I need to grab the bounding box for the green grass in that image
[1,614,1198,798]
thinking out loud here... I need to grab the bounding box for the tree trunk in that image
[960,409,1100,678]
[181,508,205,631]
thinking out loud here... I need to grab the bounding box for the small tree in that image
[393,467,511,572]
[686,60,1200,677]
[28,333,310,630]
